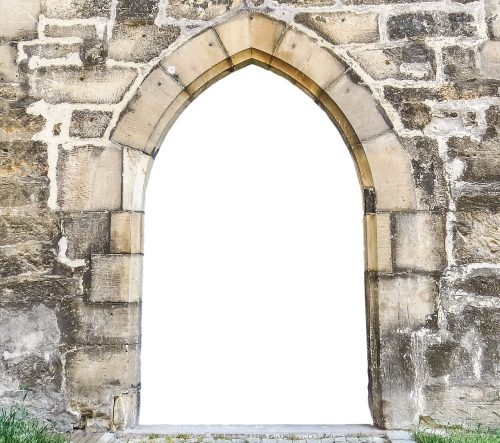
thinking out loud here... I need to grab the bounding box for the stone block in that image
[24,43,80,60]
[0,180,49,209]
[448,267,500,297]
[215,13,286,57]
[122,148,151,211]
[160,29,227,87]
[325,73,391,142]
[112,392,138,430]
[294,12,379,45]
[387,12,476,40]
[57,145,122,211]
[362,132,417,211]
[110,212,143,254]
[479,41,500,79]
[0,44,19,83]
[274,29,346,90]
[275,0,335,6]
[393,212,446,271]
[453,212,500,264]
[0,0,40,42]
[378,274,438,333]
[163,0,242,21]
[0,241,55,278]
[112,68,183,152]
[61,299,139,345]
[0,212,58,247]
[365,213,392,272]
[61,212,110,260]
[69,110,113,139]
[424,341,473,378]
[90,254,142,303]
[348,43,436,81]
[395,103,432,131]
[456,191,500,212]
[109,24,181,63]
[0,109,46,143]
[442,45,478,81]
[115,0,158,24]
[41,0,111,19]
[43,24,98,39]
[0,141,48,179]
[29,66,138,105]
[80,38,107,67]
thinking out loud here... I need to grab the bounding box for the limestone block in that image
[393,212,446,272]
[41,0,111,19]
[0,141,48,178]
[44,24,98,39]
[362,132,417,211]
[274,29,346,90]
[485,0,500,39]
[0,44,19,83]
[0,241,55,278]
[479,41,500,80]
[63,299,139,345]
[61,212,110,259]
[215,13,286,57]
[442,46,478,81]
[0,212,58,246]
[387,12,476,40]
[115,0,158,24]
[29,66,138,105]
[108,24,181,63]
[164,0,242,21]
[454,212,500,264]
[294,12,379,45]
[348,43,436,81]
[0,180,49,209]
[112,68,183,152]
[69,110,113,139]
[24,43,80,60]
[365,213,392,272]
[326,74,391,143]
[123,148,151,211]
[0,109,46,143]
[112,392,138,430]
[160,29,227,87]
[57,145,122,211]
[378,274,438,333]
[275,0,335,6]
[90,254,142,303]
[447,267,500,297]
[0,0,40,42]
[110,212,143,254]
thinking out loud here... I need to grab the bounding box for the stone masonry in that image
[1,0,500,434]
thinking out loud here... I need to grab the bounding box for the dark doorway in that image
[140,66,369,425]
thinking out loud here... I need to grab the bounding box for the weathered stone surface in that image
[69,110,113,139]
[0,180,49,208]
[80,39,108,67]
[0,44,19,83]
[44,24,99,39]
[90,254,142,303]
[57,145,122,211]
[393,212,446,271]
[443,45,479,81]
[454,212,500,264]
[116,0,159,24]
[387,12,476,40]
[108,24,181,63]
[41,0,111,19]
[0,212,58,246]
[397,103,432,131]
[164,0,241,20]
[0,109,46,143]
[456,191,500,212]
[425,341,473,378]
[365,213,392,272]
[0,241,55,278]
[0,141,48,178]
[29,66,138,104]
[61,212,110,260]
[485,0,500,39]
[110,212,143,254]
[24,43,81,60]
[295,12,379,45]
[122,148,151,211]
[348,43,435,81]
[449,267,500,297]
[0,0,40,42]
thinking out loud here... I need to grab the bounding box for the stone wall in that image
[1,0,500,433]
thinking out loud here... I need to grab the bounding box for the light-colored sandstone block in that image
[123,148,151,211]
[111,67,183,151]
[57,145,122,211]
[325,74,391,142]
[365,213,392,272]
[113,392,138,430]
[215,13,286,57]
[0,44,18,82]
[478,41,500,79]
[0,0,40,41]
[393,212,446,271]
[362,132,417,211]
[90,254,142,303]
[110,212,143,254]
[160,29,227,87]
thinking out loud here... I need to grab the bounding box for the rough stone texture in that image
[69,110,113,139]
[164,0,242,20]
[41,0,111,19]
[0,0,40,42]
[29,66,138,105]
[294,12,379,45]
[115,0,159,24]
[0,109,46,143]
[43,24,99,39]
[108,24,181,63]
